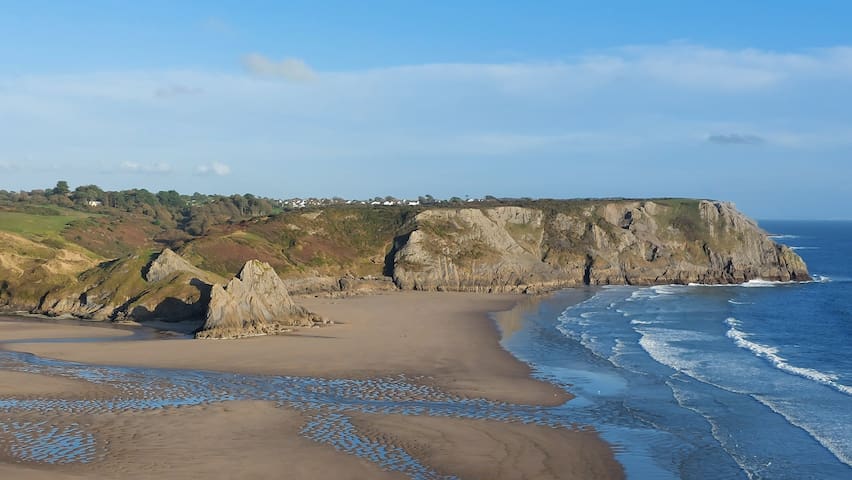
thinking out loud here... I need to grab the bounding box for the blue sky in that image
[1,1,851,219]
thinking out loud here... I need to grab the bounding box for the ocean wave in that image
[789,246,819,250]
[741,279,797,287]
[752,394,852,468]
[725,318,852,396]
[727,300,753,305]
[768,234,800,239]
[630,319,655,325]
[686,279,795,288]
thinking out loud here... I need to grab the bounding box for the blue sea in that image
[501,221,852,479]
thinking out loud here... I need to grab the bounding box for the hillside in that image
[0,195,809,326]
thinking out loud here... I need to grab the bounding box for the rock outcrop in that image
[196,259,320,339]
[392,200,809,292]
[37,249,220,322]
[144,248,210,283]
[283,275,398,297]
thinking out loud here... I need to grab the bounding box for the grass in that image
[0,210,89,237]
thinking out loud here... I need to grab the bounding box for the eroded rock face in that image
[197,259,319,339]
[37,249,216,322]
[145,248,208,283]
[392,202,810,292]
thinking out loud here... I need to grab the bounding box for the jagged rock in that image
[145,248,208,283]
[197,260,320,339]
[37,249,217,322]
[392,202,810,292]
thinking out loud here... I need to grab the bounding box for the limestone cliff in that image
[38,249,221,322]
[392,200,809,293]
[196,259,320,339]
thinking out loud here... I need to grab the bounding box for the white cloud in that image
[196,162,231,176]
[1,43,851,196]
[242,53,317,82]
[120,161,173,174]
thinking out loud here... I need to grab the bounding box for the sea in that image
[501,221,852,479]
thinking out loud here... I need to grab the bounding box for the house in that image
[87,200,103,207]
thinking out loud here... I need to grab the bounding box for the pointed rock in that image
[145,249,208,283]
[196,259,319,339]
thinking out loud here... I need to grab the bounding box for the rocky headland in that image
[0,198,809,338]
[392,200,808,292]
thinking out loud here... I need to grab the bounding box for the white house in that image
[87,200,103,207]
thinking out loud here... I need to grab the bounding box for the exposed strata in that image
[37,249,220,322]
[196,259,321,339]
[392,201,809,293]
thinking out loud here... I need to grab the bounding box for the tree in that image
[156,190,183,208]
[53,181,70,196]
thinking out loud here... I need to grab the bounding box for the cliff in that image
[196,259,320,339]
[4,198,811,330]
[392,200,809,293]
[37,249,222,322]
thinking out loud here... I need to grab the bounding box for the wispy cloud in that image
[154,85,203,98]
[120,161,173,173]
[2,43,851,198]
[242,53,317,82]
[707,133,766,145]
[196,162,231,176]
[0,160,19,171]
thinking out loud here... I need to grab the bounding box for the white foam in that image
[752,394,852,468]
[768,234,800,239]
[727,300,753,305]
[626,289,655,301]
[630,319,654,325]
[741,279,797,287]
[725,318,852,396]
[687,278,814,288]
[651,285,681,295]
[789,246,819,250]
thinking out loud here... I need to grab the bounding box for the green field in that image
[0,210,91,237]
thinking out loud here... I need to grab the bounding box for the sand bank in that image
[0,291,623,479]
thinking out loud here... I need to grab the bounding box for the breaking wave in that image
[725,318,851,396]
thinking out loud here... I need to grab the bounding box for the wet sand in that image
[0,292,623,479]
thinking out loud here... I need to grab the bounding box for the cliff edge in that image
[392,200,809,293]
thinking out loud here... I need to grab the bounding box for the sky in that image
[1,1,851,219]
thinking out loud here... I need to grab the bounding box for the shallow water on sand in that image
[0,347,582,479]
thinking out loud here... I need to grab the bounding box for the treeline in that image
[0,181,278,236]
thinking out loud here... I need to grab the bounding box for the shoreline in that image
[0,290,624,479]
[1,292,570,406]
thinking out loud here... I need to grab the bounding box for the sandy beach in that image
[0,291,624,479]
